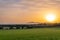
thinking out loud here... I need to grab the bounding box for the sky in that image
[0,0,60,24]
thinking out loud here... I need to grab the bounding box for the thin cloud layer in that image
[0,0,60,24]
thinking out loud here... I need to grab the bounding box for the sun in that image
[45,12,56,22]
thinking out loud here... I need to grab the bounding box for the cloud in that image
[0,0,60,24]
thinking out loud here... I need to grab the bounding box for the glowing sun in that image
[45,12,56,22]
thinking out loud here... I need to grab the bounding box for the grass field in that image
[0,28,60,40]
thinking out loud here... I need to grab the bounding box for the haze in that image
[0,0,60,24]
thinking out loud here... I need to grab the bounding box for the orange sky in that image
[0,0,60,24]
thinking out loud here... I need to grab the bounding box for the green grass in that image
[0,28,60,40]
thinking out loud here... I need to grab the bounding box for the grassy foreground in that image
[0,28,60,40]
